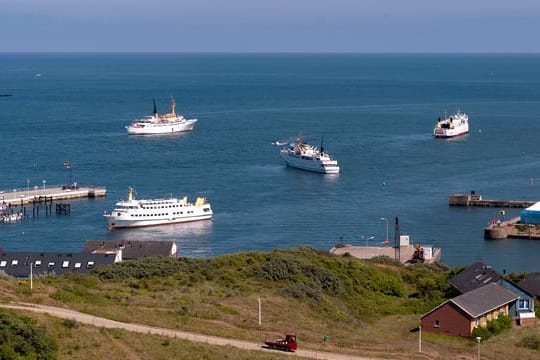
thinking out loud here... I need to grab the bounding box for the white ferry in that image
[104,188,212,230]
[126,97,197,135]
[433,109,469,138]
[279,135,340,174]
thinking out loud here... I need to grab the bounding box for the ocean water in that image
[1,53,540,272]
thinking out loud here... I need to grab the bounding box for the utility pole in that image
[394,216,400,262]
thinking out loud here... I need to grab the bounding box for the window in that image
[62,261,69,268]
[434,320,440,328]
[11,260,18,267]
[519,299,531,310]
[48,262,55,268]
[86,261,95,269]
[74,262,82,269]
[0,261,6,267]
[35,260,42,267]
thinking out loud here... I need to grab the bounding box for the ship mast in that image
[170,96,176,116]
[152,98,158,118]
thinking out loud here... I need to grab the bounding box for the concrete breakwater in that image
[484,217,540,240]
[449,193,536,208]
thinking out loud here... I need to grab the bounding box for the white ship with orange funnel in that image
[104,188,212,230]
[126,97,197,135]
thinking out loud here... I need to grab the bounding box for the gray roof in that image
[518,273,540,298]
[449,262,503,294]
[84,240,176,259]
[451,282,518,318]
[0,251,116,278]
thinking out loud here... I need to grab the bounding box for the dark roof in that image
[0,252,116,278]
[449,262,503,294]
[451,283,518,318]
[83,240,177,259]
[518,273,540,298]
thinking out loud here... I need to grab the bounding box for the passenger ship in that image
[279,135,340,174]
[433,109,469,138]
[126,97,197,135]
[104,188,212,230]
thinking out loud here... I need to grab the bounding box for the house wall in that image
[421,302,472,337]
[498,279,535,319]
[474,305,508,331]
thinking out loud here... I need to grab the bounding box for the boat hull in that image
[281,153,340,174]
[433,127,469,138]
[104,213,212,230]
[126,119,197,135]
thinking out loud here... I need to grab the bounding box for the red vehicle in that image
[264,333,297,352]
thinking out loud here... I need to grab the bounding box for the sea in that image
[1,53,540,273]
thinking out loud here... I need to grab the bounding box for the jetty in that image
[484,216,540,240]
[330,236,441,264]
[0,185,106,207]
[449,192,536,208]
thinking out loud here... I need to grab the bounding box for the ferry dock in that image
[449,193,535,208]
[1,185,106,207]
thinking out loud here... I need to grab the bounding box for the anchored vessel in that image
[433,109,469,138]
[104,188,212,230]
[126,97,197,135]
[279,136,339,174]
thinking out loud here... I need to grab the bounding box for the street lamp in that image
[380,217,389,244]
[476,336,481,360]
[362,236,374,247]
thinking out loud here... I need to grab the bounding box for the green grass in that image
[1,247,540,359]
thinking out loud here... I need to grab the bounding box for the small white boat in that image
[279,135,340,174]
[126,97,197,135]
[104,188,212,230]
[1,212,23,223]
[433,109,469,138]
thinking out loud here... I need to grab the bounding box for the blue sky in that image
[1,0,539,52]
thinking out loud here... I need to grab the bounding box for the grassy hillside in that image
[1,247,540,359]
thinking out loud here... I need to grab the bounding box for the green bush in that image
[472,315,513,340]
[0,309,57,359]
[472,326,491,340]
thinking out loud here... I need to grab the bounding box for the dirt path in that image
[1,302,382,360]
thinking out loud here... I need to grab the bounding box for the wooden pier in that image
[449,193,536,208]
[0,185,106,207]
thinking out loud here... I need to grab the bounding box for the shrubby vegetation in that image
[85,247,453,322]
[0,309,57,359]
[518,335,540,350]
[471,315,513,340]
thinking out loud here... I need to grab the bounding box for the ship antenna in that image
[320,136,324,153]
